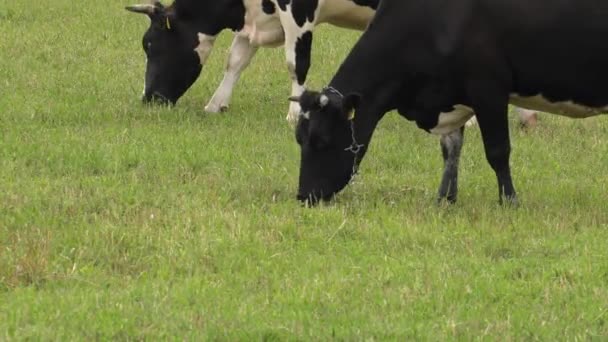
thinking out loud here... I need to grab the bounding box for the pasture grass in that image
[1,0,608,339]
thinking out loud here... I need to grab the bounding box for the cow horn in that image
[125,4,157,15]
[288,96,300,102]
[126,1,163,15]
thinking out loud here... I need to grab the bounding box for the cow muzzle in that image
[296,191,335,206]
[142,92,173,106]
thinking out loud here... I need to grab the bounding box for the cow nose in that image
[142,92,171,105]
[296,192,325,206]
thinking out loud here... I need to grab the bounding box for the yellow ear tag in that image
[347,109,355,121]
[166,17,171,30]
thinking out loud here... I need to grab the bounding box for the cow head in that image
[291,89,363,205]
[126,1,205,105]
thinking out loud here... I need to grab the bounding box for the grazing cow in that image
[291,0,608,205]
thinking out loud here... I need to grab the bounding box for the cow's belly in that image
[509,94,608,118]
[241,7,285,47]
[318,0,375,30]
[429,105,475,135]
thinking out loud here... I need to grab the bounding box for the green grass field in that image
[2,1,608,339]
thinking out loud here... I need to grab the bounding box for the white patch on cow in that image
[430,105,475,135]
[241,0,285,47]
[317,0,375,30]
[509,94,608,118]
[194,33,217,65]
[301,110,310,120]
[244,21,285,47]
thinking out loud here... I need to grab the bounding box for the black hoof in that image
[436,195,457,206]
[499,195,519,207]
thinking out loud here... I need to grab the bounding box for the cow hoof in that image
[499,195,519,207]
[204,103,228,113]
[436,196,457,206]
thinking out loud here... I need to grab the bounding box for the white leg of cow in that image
[287,65,307,125]
[205,34,258,113]
[516,107,538,128]
[284,40,308,124]
[280,17,314,125]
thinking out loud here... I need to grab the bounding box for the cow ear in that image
[342,93,361,120]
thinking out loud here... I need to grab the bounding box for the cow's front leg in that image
[205,34,258,113]
[470,83,518,205]
[283,29,313,125]
[437,126,465,204]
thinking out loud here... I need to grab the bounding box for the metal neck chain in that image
[322,85,364,154]
[344,120,364,155]
[323,85,363,179]
[344,119,364,181]
[323,86,344,98]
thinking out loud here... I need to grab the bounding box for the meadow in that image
[1,0,608,339]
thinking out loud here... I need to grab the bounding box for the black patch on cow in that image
[292,0,318,27]
[173,0,245,34]
[295,31,313,85]
[277,0,289,11]
[262,0,276,14]
[350,0,379,10]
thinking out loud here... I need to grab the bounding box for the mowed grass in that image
[2,0,608,339]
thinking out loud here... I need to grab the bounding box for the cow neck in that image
[327,0,406,110]
[328,51,402,115]
[328,46,401,152]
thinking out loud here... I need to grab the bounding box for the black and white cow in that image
[292,0,608,205]
[125,0,377,122]
[125,0,537,126]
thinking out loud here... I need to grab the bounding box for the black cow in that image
[292,0,608,205]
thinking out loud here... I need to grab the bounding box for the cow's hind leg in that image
[469,82,518,205]
[437,126,465,204]
[516,107,538,128]
[205,34,258,113]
